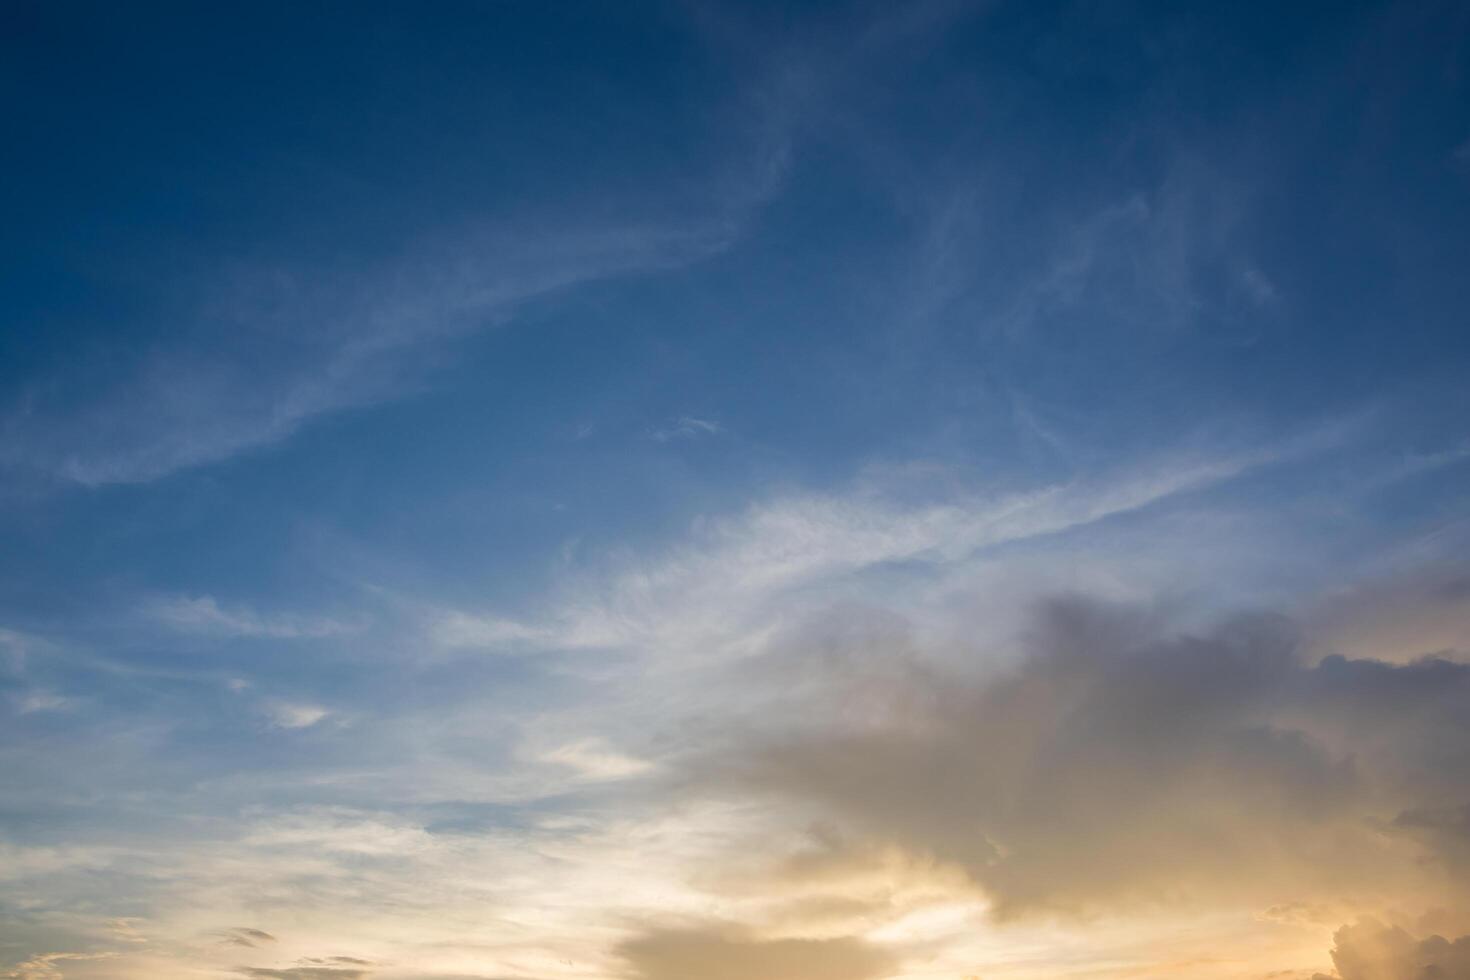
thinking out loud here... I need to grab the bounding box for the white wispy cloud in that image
[1,951,117,980]
[14,690,69,714]
[146,595,356,640]
[462,446,1279,664]
[889,148,1277,346]
[3,220,740,487]
[0,1,991,491]
[428,610,550,650]
[539,737,656,782]
[650,416,724,443]
[0,626,42,673]
[262,702,332,730]
[0,87,802,491]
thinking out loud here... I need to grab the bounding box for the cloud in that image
[0,10,829,491]
[148,595,356,640]
[13,690,68,714]
[0,435,1421,980]
[241,956,374,980]
[106,919,148,945]
[6,565,1467,979]
[650,416,723,443]
[0,212,763,488]
[617,925,896,980]
[263,702,331,730]
[240,969,371,980]
[1317,918,1470,980]
[0,0,996,491]
[982,154,1277,343]
[1,952,116,980]
[708,595,1470,920]
[1303,566,1470,664]
[428,611,550,651]
[0,629,30,670]
[539,738,655,782]
[478,447,1281,663]
[239,810,434,857]
[222,928,278,948]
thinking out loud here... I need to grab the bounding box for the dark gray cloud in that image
[241,968,370,980]
[236,947,371,980]
[711,596,1470,919]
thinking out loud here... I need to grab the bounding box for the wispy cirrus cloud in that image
[146,595,358,640]
[0,952,117,980]
[539,737,655,782]
[0,218,754,488]
[221,928,278,949]
[649,415,723,443]
[439,443,1283,661]
[239,963,371,980]
[986,159,1279,342]
[0,1,997,490]
[261,702,332,731]
[0,116,794,492]
[12,690,69,715]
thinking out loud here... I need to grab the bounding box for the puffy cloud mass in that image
[711,596,1470,925]
[1318,918,1470,980]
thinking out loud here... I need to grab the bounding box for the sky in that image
[2,1,1470,978]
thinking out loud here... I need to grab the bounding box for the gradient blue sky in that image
[3,3,1470,979]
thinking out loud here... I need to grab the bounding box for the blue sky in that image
[3,2,1470,979]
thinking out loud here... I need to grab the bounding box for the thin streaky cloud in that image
[146,595,358,640]
[464,441,1292,661]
